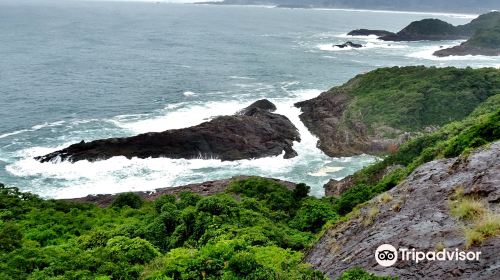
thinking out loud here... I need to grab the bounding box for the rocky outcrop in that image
[347,29,395,37]
[306,142,500,279]
[380,19,467,41]
[35,100,300,163]
[65,176,298,207]
[334,41,363,48]
[324,164,404,196]
[434,43,500,57]
[294,84,409,157]
[434,20,500,57]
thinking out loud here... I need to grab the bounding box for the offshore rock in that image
[36,99,300,162]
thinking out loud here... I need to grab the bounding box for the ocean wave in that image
[406,44,500,61]
[0,120,66,139]
[317,41,406,51]
[183,91,196,96]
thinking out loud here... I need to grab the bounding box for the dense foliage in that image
[467,20,500,49]
[398,19,458,36]
[334,106,499,215]
[343,66,500,132]
[337,268,396,280]
[0,178,341,279]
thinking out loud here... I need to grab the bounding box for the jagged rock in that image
[324,164,404,196]
[64,176,298,207]
[35,100,300,163]
[334,41,363,48]
[306,142,500,279]
[294,84,405,157]
[347,29,395,37]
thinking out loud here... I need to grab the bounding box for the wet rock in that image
[334,41,363,48]
[35,100,300,163]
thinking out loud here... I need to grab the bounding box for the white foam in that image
[183,91,196,97]
[407,44,500,61]
[309,166,345,177]
[318,41,406,51]
[5,88,377,199]
[112,100,244,133]
[0,120,66,139]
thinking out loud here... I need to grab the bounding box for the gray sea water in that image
[1,1,499,198]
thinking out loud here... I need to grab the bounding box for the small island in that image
[434,19,500,56]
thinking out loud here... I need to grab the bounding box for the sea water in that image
[1,1,499,198]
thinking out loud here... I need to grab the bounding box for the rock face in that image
[35,100,300,163]
[324,164,404,196]
[347,29,395,37]
[306,142,500,279]
[380,19,467,41]
[294,84,408,157]
[334,41,363,48]
[65,176,298,207]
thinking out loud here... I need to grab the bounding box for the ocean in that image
[1,1,499,198]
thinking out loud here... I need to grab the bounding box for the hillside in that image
[435,19,500,56]
[373,11,500,41]
[295,66,500,157]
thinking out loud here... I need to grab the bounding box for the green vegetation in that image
[331,103,499,216]
[2,66,499,279]
[399,19,458,36]
[448,187,500,249]
[467,20,500,49]
[0,178,337,279]
[343,66,500,132]
[337,268,396,280]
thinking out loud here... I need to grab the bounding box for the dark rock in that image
[64,175,298,207]
[380,18,468,41]
[35,100,300,163]
[334,41,363,48]
[294,81,409,157]
[238,99,277,115]
[306,142,500,279]
[347,29,395,37]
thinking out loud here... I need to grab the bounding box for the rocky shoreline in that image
[64,176,298,207]
[35,99,300,163]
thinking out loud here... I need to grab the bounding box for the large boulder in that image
[306,142,500,279]
[35,100,300,163]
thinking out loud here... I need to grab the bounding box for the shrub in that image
[111,193,143,209]
[338,267,397,279]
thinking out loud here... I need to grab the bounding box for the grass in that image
[449,189,500,248]
[465,213,500,248]
[450,197,487,220]
[379,193,393,204]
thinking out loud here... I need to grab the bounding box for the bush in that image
[111,193,143,209]
[338,267,397,280]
